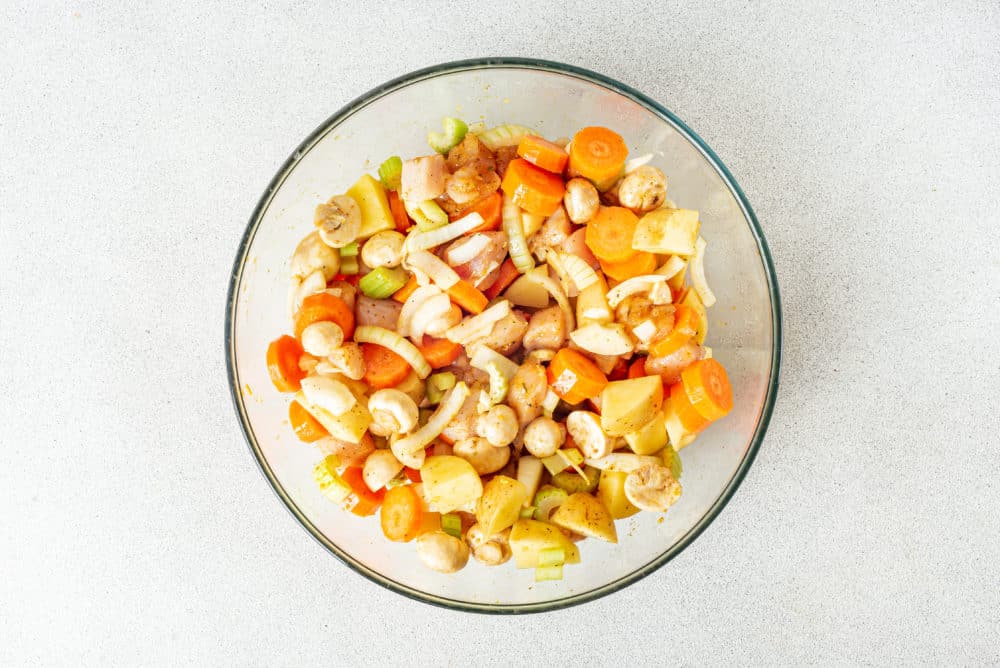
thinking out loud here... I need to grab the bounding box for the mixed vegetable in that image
[266,119,733,581]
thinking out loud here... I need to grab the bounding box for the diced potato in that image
[504,267,551,308]
[297,391,371,443]
[663,403,699,450]
[509,519,582,569]
[681,288,708,345]
[346,174,395,239]
[632,208,700,257]
[600,376,664,436]
[476,475,528,536]
[420,455,484,513]
[549,492,618,543]
[624,412,668,456]
[596,470,640,519]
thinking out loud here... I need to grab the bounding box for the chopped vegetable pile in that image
[266,119,733,581]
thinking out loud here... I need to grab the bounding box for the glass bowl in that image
[226,58,781,613]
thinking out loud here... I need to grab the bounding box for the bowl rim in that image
[226,57,782,614]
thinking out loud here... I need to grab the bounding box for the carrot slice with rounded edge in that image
[266,335,306,392]
[608,356,631,381]
[361,342,411,389]
[668,381,710,433]
[456,191,503,233]
[340,467,385,517]
[627,357,646,380]
[392,273,419,304]
[547,348,608,404]
[569,127,628,189]
[585,206,640,263]
[289,400,328,442]
[484,258,519,300]
[517,134,569,173]
[447,279,488,314]
[649,305,698,357]
[380,485,424,542]
[294,292,355,340]
[387,189,411,232]
[403,467,421,483]
[417,336,462,369]
[599,251,657,282]
[681,358,733,421]
[500,158,565,216]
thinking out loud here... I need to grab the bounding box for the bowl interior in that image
[228,61,779,611]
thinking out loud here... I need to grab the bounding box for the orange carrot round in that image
[392,273,419,304]
[484,257,519,300]
[380,485,424,542]
[517,134,569,173]
[289,400,328,442]
[627,357,647,380]
[599,251,657,282]
[681,358,733,421]
[447,279,488,314]
[649,305,698,357]
[294,292,355,340]
[266,335,306,392]
[387,189,412,232]
[500,158,566,216]
[361,342,411,389]
[340,466,385,517]
[417,336,463,369]
[569,126,628,189]
[585,206,640,263]
[547,348,608,404]
[668,381,710,434]
[457,191,503,233]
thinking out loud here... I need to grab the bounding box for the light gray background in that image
[2,1,997,665]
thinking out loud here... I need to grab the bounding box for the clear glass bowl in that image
[226,58,781,613]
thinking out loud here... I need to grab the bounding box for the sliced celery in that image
[339,241,359,257]
[406,199,449,232]
[663,445,683,480]
[378,156,403,191]
[313,455,351,503]
[532,485,568,521]
[537,546,566,568]
[428,117,468,154]
[441,512,462,539]
[477,124,536,151]
[358,266,408,299]
[339,256,359,275]
[426,372,457,405]
[535,564,564,582]
[551,466,600,494]
[519,505,537,519]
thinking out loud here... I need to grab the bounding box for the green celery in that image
[534,564,564,582]
[537,547,565,568]
[339,256,359,275]
[441,513,462,539]
[358,267,407,299]
[378,156,402,191]
[339,241,359,257]
[426,372,457,405]
[427,117,468,154]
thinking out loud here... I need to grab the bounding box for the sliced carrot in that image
[340,466,385,517]
[417,336,463,369]
[289,400,328,442]
[387,189,411,232]
[380,485,424,542]
[457,191,503,233]
[517,134,569,173]
[681,359,733,421]
[266,335,306,392]
[608,356,631,381]
[585,206,640,263]
[392,273,419,304]
[500,158,566,216]
[668,382,710,434]
[484,257,520,300]
[447,278,488,314]
[547,348,608,404]
[569,126,628,190]
[403,467,422,483]
[361,342,411,389]
[294,292,355,340]
[627,357,646,380]
[649,305,698,357]
[599,251,657,282]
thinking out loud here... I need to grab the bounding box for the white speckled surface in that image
[2,1,998,664]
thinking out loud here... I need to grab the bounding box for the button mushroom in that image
[360,230,406,268]
[324,342,366,380]
[290,231,341,280]
[452,436,510,475]
[475,404,518,448]
[523,416,566,458]
[300,321,345,357]
[566,410,613,460]
[623,463,682,512]
[466,524,512,566]
[415,531,470,573]
[563,177,600,224]
[314,195,362,248]
[367,389,419,437]
[617,166,667,214]
[362,449,404,492]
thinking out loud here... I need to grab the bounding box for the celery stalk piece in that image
[441,512,463,539]
[339,241,359,257]
[426,372,457,405]
[535,564,564,582]
[537,546,566,568]
[532,486,568,521]
[313,455,351,503]
[427,117,469,154]
[378,156,403,191]
[339,256,359,275]
[519,505,537,519]
[358,266,408,299]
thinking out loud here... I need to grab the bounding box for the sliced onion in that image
[445,234,491,266]
[403,250,461,290]
[393,382,470,454]
[469,344,519,383]
[624,153,654,174]
[444,300,511,344]
[690,236,717,307]
[569,323,635,356]
[405,212,485,252]
[655,255,686,279]
[605,274,670,308]
[399,285,452,342]
[525,268,574,333]
[556,252,598,292]
[502,194,534,273]
[300,375,357,417]
[585,453,662,472]
[353,325,432,378]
